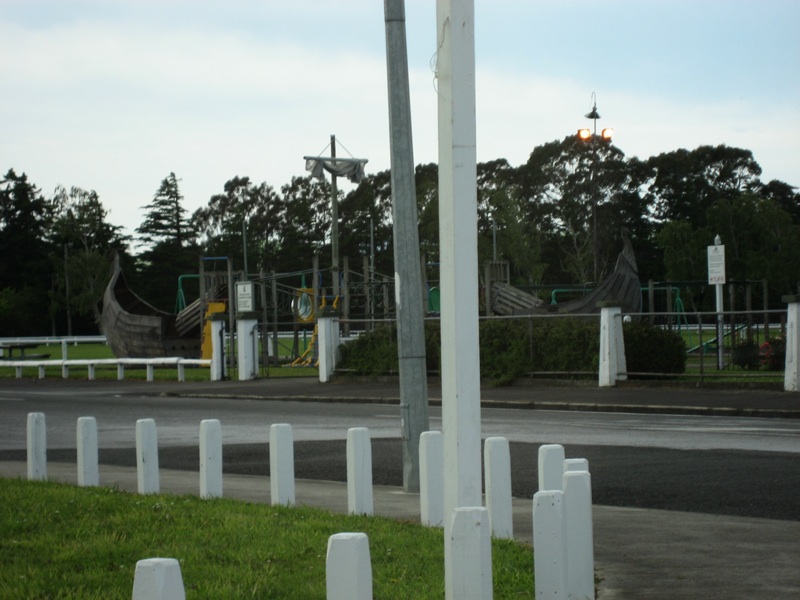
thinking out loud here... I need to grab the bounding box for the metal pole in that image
[384,0,430,493]
[330,134,340,299]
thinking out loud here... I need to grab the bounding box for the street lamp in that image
[577,92,613,282]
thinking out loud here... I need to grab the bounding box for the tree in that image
[50,186,128,328]
[274,176,331,275]
[193,176,282,273]
[133,173,198,312]
[0,169,53,334]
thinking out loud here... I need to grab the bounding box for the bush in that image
[761,337,785,371]
[732,339,760,370]
[623,321,687,375]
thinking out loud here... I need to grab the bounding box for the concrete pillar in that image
[346,427,373,515]
[484,437,513,539]
[209,313,228,381]
[270,423,296,506]
[564,458,589,474]
[317,312,340,383]
[117,363,125,381]
[449,507,493,599]
[88,363,96,380]
[538,444,565,492]
[564,470,595,600]
[27,412,47,481]
[62,363,69,379]
[420,430,444,527]
[132,558,185,600]
[77,416,99,487]
[136,418,159,494]
[599,302,624,387]
[199,419,222,499]
[326,533,372,600]
[38,365,45,379]
[236,312,259,381]
[533,490,567,599]
[784,296,799,392]
[146,364,154,382]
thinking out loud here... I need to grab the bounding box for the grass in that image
[0,343,319,381]
[0,478,535,599]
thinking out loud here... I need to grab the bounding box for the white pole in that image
[199,419,223,499]
[77,416,99,487]
[27,412,47,481]
[136,418,159,494]
[436,0,484,595]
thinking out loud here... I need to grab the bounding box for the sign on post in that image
[707,244,726,284]
[236,281,254,313]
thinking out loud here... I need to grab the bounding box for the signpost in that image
[708,236,726,369]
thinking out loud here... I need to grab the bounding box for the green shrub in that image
[623,321,687,375]
[760,337,785,371]
[732,339,760,370]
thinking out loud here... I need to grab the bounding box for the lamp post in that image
[577,92,613,283]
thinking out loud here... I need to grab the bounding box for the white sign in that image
[236,281,254,312]
[707,244,726,284]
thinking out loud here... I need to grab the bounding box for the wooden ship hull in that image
[101,260,203,358]
[488,234,642,316]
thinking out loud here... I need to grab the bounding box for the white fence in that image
[3,357,210,381]
[23,411,594,599]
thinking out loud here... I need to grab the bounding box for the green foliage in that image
[732,339,760,370]
[761,337,785,371]
[0,479,534,599]
[623,321,687,375]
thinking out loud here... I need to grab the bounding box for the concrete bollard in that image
[346,427,373,515]
[136,418,159,494]
[317,315,340,383]
[199,419,223,499]
[326,533,372,600]
[564,470,595,600]
[533,490,567,598]
[784,296,799,392]
[484,436,513,539]
[27,412,47,481]
[77,416,99,487]
[420,430,444,526]
[564,457,589,474]
[270,423,296,506]
[538,444,565,491]
[448,507,493,599]
[132,557,186,600]
[117,363,125,381]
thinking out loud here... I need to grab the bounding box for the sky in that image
[2,0,799,238]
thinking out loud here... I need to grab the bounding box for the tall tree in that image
[0,169,53,334]
[50,186,128,328]
[274,176,331,275]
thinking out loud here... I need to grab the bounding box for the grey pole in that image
[384,0,430,493]
[330,134,340,299]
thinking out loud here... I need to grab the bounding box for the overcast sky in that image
[2,0,798,237]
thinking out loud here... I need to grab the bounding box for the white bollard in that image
[449,507,493,599]
[146,364,155,382]
[484,436,513,539]
[117,363,125,381]
[270,423,296,506]
[326,533,373,600]
[538,444,565,491]
[784,296,799,392]
[533,490,567,599]
[346,427,373,515]
[199,419,222,499]
[317,315,340,383]
[136,418,159,494]
[27,412,47,481]
[132,557,186,600]
[564,470,595,600]
[77,416,99,487]
[564,457,589,474]
[420,430,444,526]
[38,365,46,379]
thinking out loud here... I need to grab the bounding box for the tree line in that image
[1,137,798,336]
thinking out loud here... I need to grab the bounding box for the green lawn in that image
[0,478,534,599]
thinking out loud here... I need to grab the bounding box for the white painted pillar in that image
[88,363,96,380]
[533,490,567,599]
[564,457,589,474]
[77,416,99,487]
[436,1,483,596]
[27,412,47,481]
[449,507,493,599]
[599,303,623,387]
[484,437,513,539]
[317,314,340,383]
[136,418,159,494]
[15,365,23,378]
[62,363,69,379]
[146,364,155,382]
[209,314,227,381]
[132,558,186,600]
[420,430,444,527]
[199,419,222,499]
[270,423,296,506]
[61,339,68,361]
[564,470,595,600]
[38,365,46,379]
[236,313,259,381]
[326,533,373,600]
[177,361,185,382]
[346,427,373,515]
[784,296,800,392]
[117,363,125,381]
[538,444,565,491]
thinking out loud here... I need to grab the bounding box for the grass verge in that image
[0,478,534,598]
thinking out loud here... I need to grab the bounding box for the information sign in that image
[707,244,726,285]
[236,281,254,313]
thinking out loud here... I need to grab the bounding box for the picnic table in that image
[0,342,49,360]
